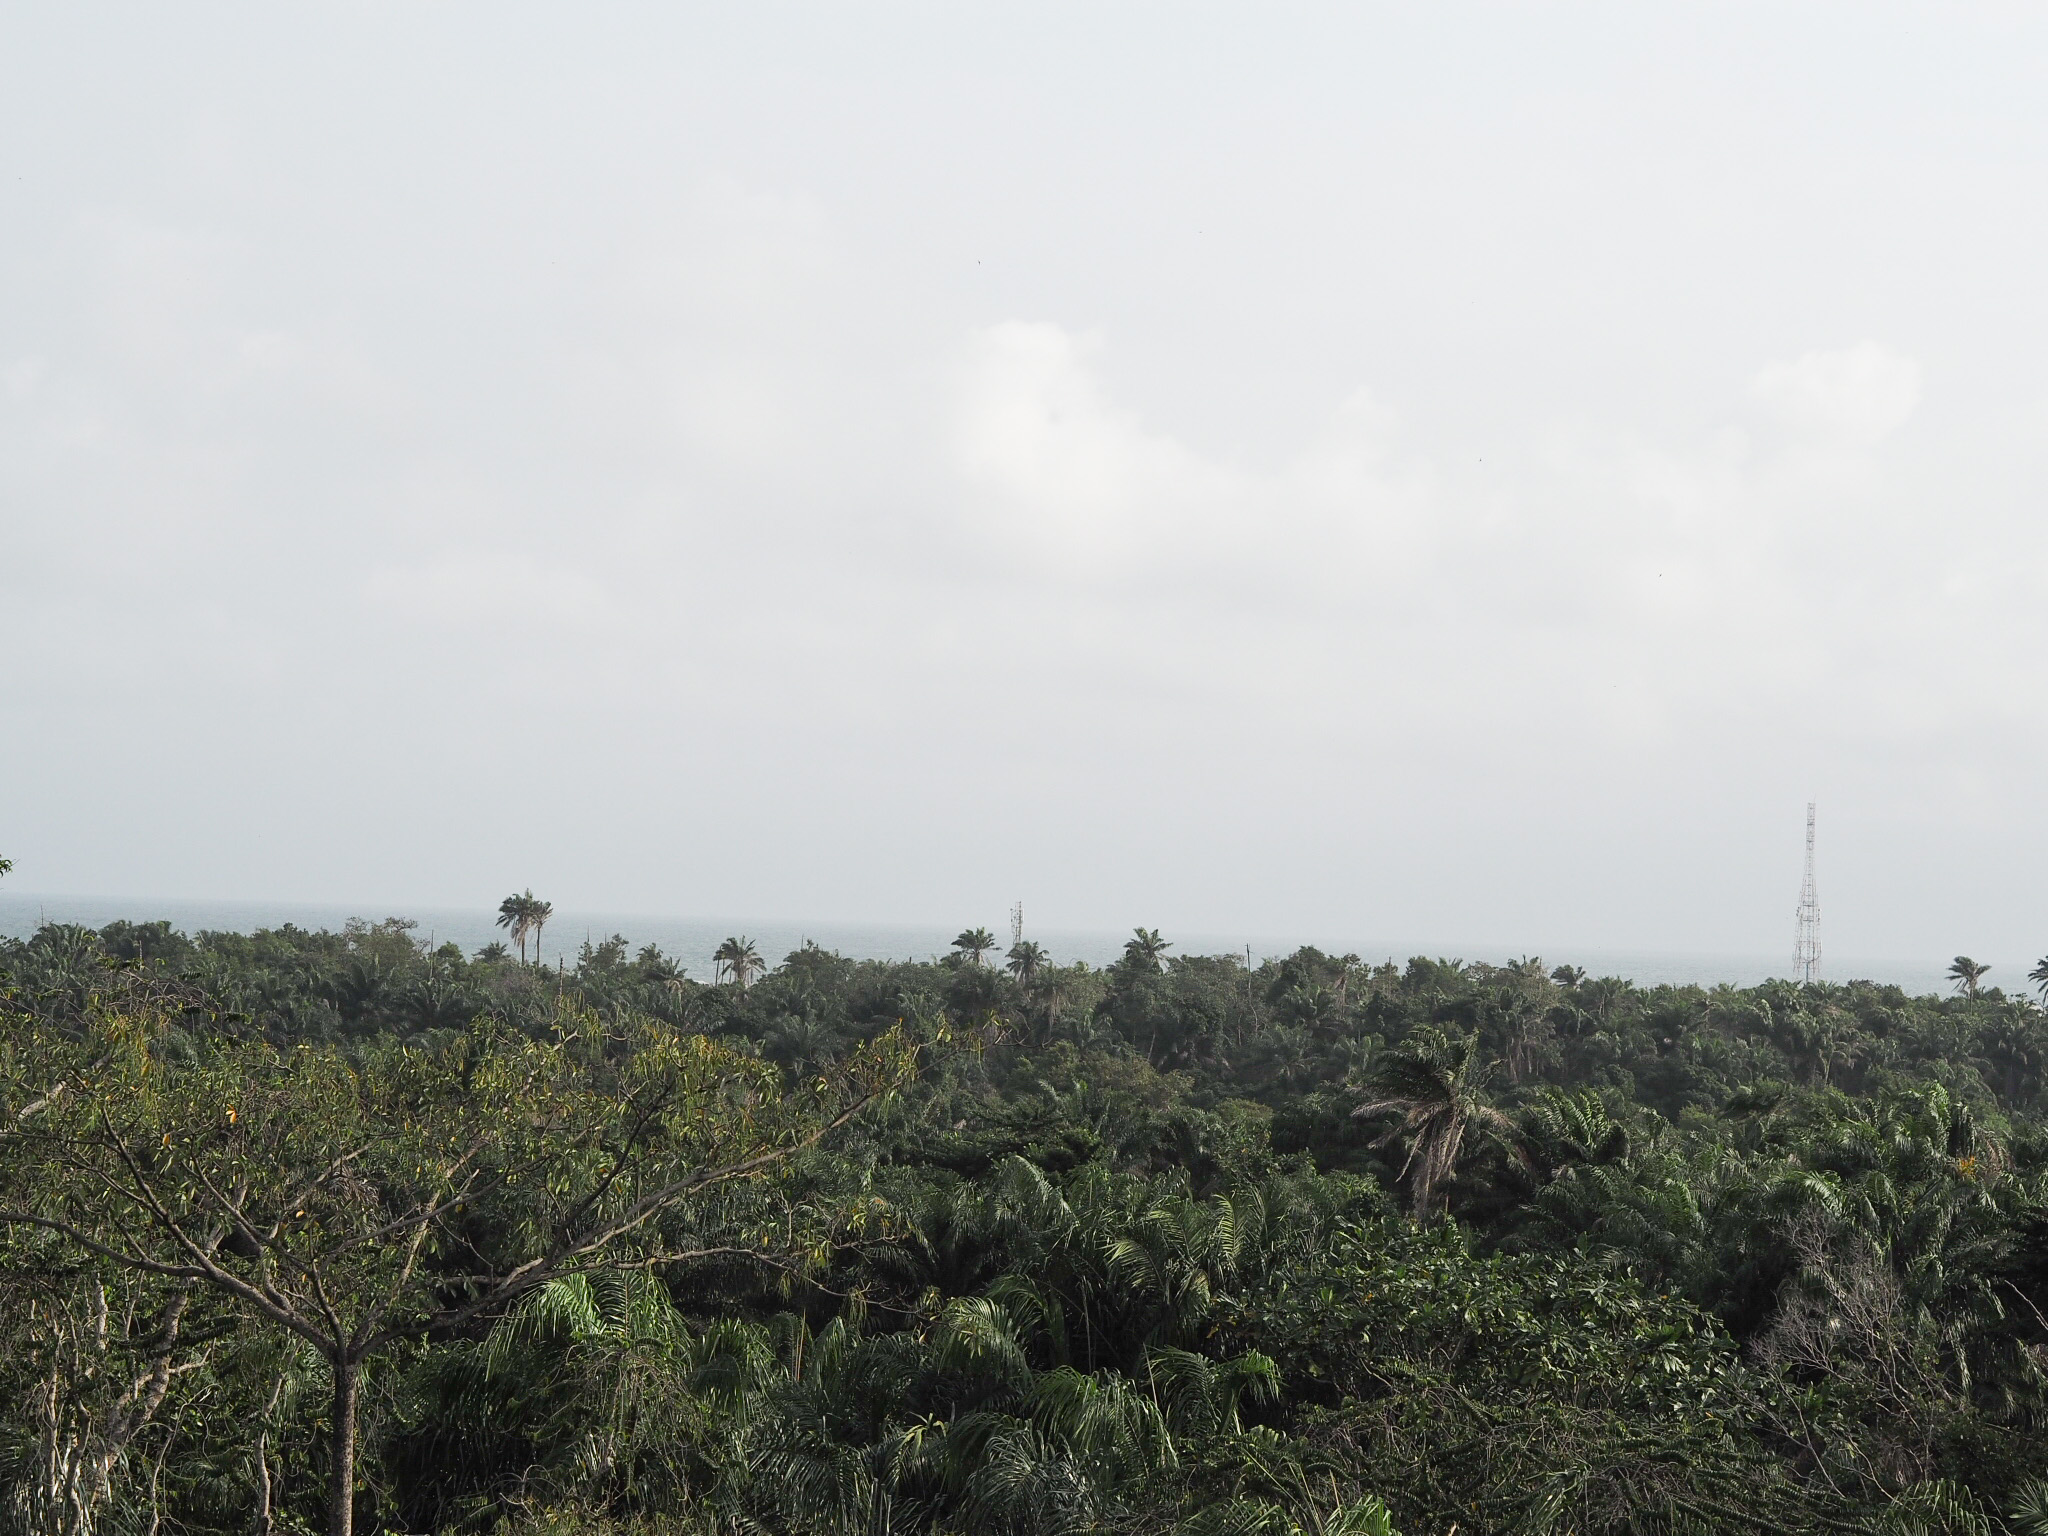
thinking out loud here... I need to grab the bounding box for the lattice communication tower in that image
[1010,902,1024,952]
[1794,802,1821,983]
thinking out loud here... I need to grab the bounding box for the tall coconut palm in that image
[496,892,534,965]
[1006,940,1048,986]
[953,928,998,966]
[715,936,765,992]
[1352,1029,1520,1220]
[1949,956,1991,999]
[1123,929,1172,970]
[527,895,554,967]
[2030,955,2048,1003]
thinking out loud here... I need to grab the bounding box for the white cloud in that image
[1749,342,1921,443]
[955,321,1229,573]
[954,323,1427,599]
[935,319,2048,797]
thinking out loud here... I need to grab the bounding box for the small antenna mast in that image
[1794,802,1821,984]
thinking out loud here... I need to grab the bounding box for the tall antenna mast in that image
[1794,802,1821,984]
[1010,901,1024,952]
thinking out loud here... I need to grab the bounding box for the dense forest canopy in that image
[8,891,2048,1535]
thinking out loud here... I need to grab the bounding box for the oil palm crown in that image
[1353,1027,1520,1220]
[1980,999,2046,1104]
[954,927,999,966]
[1519,1087,1632,1177]
[1478,984,1554,1086]
[715,935,765,992]
[1949,956,1991,999]
[2009,1476,2048,1535]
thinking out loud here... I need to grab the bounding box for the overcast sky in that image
[5,4,2048,963]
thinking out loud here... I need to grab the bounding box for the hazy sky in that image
[6,5,2048,963]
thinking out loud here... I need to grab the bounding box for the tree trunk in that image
[252,1370,284,1536]
[252,1429,272,1536]
[327,1360,357,1536]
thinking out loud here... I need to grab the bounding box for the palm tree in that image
[1480,983,1553,1086]
[1278,983,1336,1033]
[1981,1000,2046,1106]
[2010,1478,2048,1536]
[953,927,998,966]
[2030,955,2048,1003]
[527,895,554,967]
[496,892,534,965]
[1123,928,1172,970]
[1765,994,1861,1087]
[1949,956,1991,999]
[1518,1088,1631,1177]
[1352,1030,1519,1219]
[715,936,765,992]
[1006,940,1048,986]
